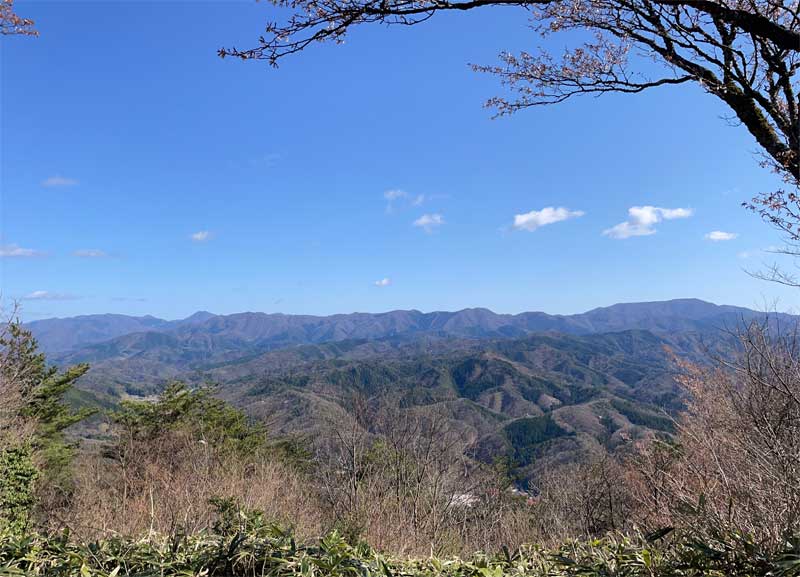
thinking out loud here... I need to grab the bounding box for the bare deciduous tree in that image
[0,308,39,443]
[0,0,36,36]
[745,192,800,287]
[317,399,475,553]
[220,0,798,185]
[316,396,539,555]
[629,320,800,547]
[533,455,634,539]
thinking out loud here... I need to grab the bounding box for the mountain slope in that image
[208,330,685,483]
[37,298,779,363]
[25,314,171,354]
[41,299,774,485]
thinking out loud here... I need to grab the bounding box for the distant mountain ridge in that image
[25,310,217,354]
[27,298,786,356]
[35,299,781,482]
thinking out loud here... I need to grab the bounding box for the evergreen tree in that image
[0,319,93,528]
[112,382,266,457]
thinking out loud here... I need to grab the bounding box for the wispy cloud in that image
[111,296,147,302]
[705,231,738,242]
[42,175,78,187]
[604,206,693,239]
[374,277,392,287]
[190,231,212,242]
[384,189,428,213]
[22,290,80,301]
[73,249,109,258]
[512,207,584,232]
[0,244,45,258]
[384,189,407,201]
[413,213,444,233]
[738,245,781,259]
[384,189,407,213]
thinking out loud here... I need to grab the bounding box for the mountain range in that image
[27,299,788,483]
[28,298,770,356]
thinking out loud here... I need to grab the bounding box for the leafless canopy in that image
[629,319,800,547]
[221,0,799,180]
[0,0,36,36]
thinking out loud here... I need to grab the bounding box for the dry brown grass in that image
[44,321,800,555]
[51,407,569,557]
[56,432,323,541]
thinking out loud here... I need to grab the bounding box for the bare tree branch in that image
[0,0,36,36]
[221,0,799,183]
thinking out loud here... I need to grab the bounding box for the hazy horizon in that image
[22,296,799,324]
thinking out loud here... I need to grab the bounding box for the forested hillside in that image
[27,301,756,487]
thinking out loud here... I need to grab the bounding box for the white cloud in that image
[374,277,392,287]
[73,249,108,258]
[0,244,45,257]
[22,290,79,301]
[384,189,409,213]
[413,213,444,233]
[705,231,738,242]
[190,231,212,242]
[604,206,693,239]
[512,206,584,232]
[385,189,429,213]
[658,208,693,219]
[384,189,407,201]
[42,175,78,187]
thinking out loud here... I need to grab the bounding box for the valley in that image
[28,298,764,483]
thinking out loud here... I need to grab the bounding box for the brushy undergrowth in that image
[1,519,799,577]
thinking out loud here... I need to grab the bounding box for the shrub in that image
[0,318,92,526]
[111,382,267,457]
[628,321,800,549]
[59,383,322,540]
[0,445,38,532]
[0,523,797,577]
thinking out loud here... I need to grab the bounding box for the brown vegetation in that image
[59,432,323,540]
[0,309,39,443]
[4,312,800,559]
[629,321,800,548]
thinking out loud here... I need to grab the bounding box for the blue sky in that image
[1,1,796,320]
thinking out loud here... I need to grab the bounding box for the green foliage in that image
[24,365,95,491]
[111,382,267,457]
[504,415,570,467]
[326,363,402,395]
[610,398,675,433]
[0,321,94,519]
[0,445,38,533]
[208,496,273,538]
[269,435,314,471]
[451,358,509,400]
[0,523,796,577]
